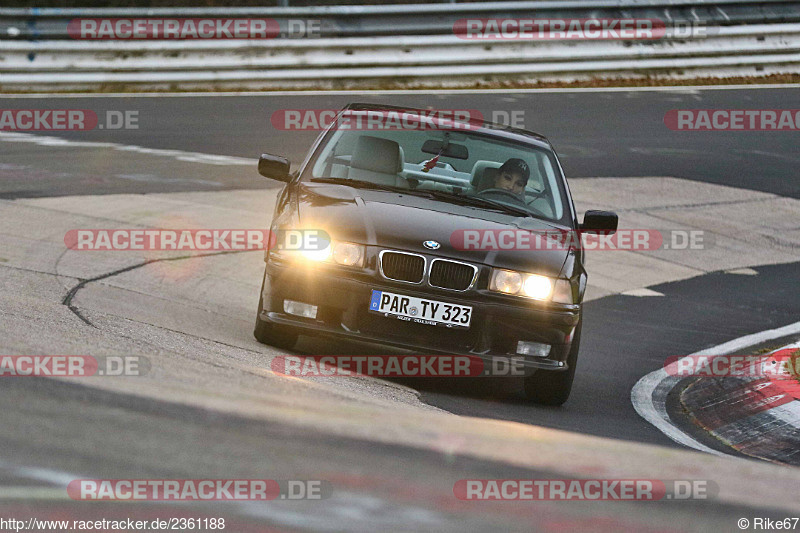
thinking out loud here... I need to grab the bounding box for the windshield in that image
[303,115,570,224]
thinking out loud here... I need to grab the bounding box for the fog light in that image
[283,300,318,319]
[516,341,551,358]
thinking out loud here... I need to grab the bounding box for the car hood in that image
[297,183,570,277]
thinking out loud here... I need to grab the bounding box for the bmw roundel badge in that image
[423,240,441,250]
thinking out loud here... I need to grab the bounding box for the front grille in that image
[429,260,476,291]
[381,252,425,283]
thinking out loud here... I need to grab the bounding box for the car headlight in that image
[490,269,523,294]
[299,244,333,262]
[276,238,364,268]
[523,274,553,300]
[489,269,573,304]
[332,241,364,267]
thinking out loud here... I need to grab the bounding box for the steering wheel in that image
[476,187,529,206]
[525,189,547,201]
[524,189,554,218]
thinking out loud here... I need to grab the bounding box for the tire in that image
[522,318,582,406]
[254,269,298,350]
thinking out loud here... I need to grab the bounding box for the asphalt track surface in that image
[1,87,800,530]
[1,377,790,532]
[417,261,800,445]
[1,86,799,198]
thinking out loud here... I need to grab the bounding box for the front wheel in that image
[254,269,298,350]
[522,318,582,406]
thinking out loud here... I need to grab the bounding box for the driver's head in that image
[494,158,530,196]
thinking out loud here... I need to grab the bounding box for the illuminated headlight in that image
[489,269,573,304]
[522,274,553,300]
[278,239,364,268]
[299,244,332,262]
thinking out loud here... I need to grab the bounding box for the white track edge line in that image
[631,320,800,455]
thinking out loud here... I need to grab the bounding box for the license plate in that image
[369,290,472,329]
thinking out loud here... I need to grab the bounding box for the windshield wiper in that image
[310,177,534,218]
[309,177,408,193]
[417,189,533,218]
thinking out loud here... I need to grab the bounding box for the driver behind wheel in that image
[493,158,530,197]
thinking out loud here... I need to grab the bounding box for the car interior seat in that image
[470,160,502,192]
[347,135,409,188]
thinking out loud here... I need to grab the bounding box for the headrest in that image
[470,160,501,186]
[351,136,401,175]
[471,160,502,191]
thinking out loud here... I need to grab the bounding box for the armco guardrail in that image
[3,0,800,38]
[1,0,800,90]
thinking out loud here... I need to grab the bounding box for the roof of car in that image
[341,103,554,151]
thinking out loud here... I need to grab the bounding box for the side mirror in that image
[581,210,618,234]
[258,153,291,181]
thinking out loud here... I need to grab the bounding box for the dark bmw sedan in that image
[254,104,617,405]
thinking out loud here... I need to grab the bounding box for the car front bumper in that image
[260,258,581,371]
